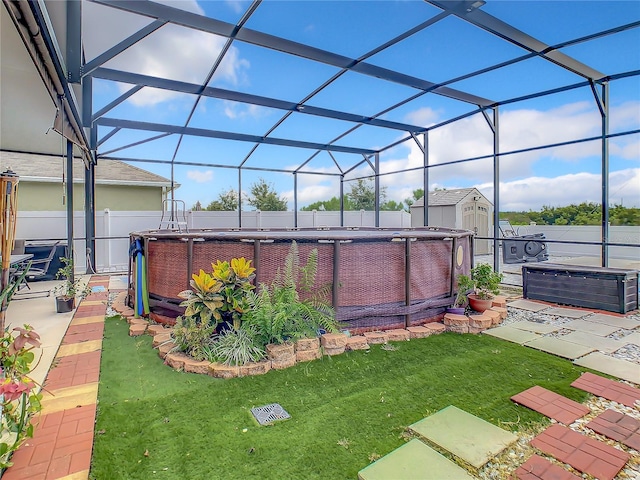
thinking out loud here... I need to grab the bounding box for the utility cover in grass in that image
[358,439,474,480]
[409,406,517,469]
[251,403,290,425]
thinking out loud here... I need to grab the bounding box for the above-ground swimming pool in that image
[128,227,474,332]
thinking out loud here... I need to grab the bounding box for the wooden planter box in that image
[522,264,638,314]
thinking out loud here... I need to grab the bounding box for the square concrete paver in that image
[531,424,630,480]
[507,300,549,312]
[574,352,640,384]
[561,331,624,354]
[357,439,474,480]
[586,409,640,451]
[620,332,640,346]
[543,307,589,318]
[483,326,541,344]
[510,321,562,334]
[511,386,589,425]
[585,313,640,330]
[564,319,620,337]
[571,372,640,408]
[524,336,595,360]
[409,405,517,469]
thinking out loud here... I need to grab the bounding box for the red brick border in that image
[586,409,640,451]
[530,424,630,480]
[511,386,589,425]
[514,454,580,480]
[571,372,640,408]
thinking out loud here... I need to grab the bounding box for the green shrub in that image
[244,241,338,346]
[172,315,215,361]
[209,327,265,366]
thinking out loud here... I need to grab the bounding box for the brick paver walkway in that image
[511,386,590,425]
[3,276,110,480]
[514,454,581,480]
[571,372,640,408]
[530,424,630,480]
[587,409,640,451]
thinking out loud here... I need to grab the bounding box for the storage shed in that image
[410,188,493,255]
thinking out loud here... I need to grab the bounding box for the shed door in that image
[462,201,490,255]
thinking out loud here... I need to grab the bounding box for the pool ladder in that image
[159,199,189,232]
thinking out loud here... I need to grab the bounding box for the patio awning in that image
[2,0,89,162]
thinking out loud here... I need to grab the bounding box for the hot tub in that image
[129,227,474,332]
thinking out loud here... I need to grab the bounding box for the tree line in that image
[194,178,422,212]
[501,202,640,226]
[194,180,639,226]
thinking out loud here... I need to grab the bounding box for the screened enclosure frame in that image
[4,0,639,272]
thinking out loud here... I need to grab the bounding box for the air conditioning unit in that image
[502,233,549,264]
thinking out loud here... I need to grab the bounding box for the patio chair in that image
[15,241,61,287]
[11,239,25,255]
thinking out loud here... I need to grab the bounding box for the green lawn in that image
[91,316,589,479]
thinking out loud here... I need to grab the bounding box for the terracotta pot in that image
[467,294,493,313]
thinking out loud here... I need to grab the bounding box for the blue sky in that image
[84,0,640,211]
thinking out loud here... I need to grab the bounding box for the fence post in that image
[103,208,110,271]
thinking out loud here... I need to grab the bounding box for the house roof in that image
[411,188,490,207]
[0,150,173,188]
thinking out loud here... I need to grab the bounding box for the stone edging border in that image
[110,292,508,378]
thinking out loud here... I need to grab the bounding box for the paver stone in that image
[409,405,517,469]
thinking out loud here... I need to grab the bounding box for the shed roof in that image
[0,150,172,188]
[411,188,490,207]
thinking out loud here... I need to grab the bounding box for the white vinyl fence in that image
[16,211,639,273]
[16,210,412,272]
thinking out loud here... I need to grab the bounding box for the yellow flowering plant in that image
[177,270,224,326]
[212,257,256,330]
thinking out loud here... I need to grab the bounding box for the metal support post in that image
[374,153,380,227]
[293,173,298,228]
[601,82,610,266]
[423,132,429,226]
[84,158,96,273]
[66,140,74,282]
[492,107,500,273]
[339,176,344,227]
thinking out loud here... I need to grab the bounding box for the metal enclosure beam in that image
[95,117,377,155]
[339,176,344,227]
[599,82,610,266]
[492,107,500,272]
[84,158,96,273]
[374,153,380,227]
[423,133,429,226]
[90,68,425,133]
[428,0,605,80]
[293,173,298,228]
[66,140,74,279]
[66,0,82,83]
[91,0,493,106]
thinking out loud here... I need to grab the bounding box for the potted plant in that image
[467,263,503,312]
[448,274,474,314]
[52,257,91,313]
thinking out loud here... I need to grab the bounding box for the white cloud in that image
[225,0,245,14]
[404,107,440,127]
[84,1,250,107]
[223,102,268,120]
[187,169,214,183]
[475,168,640,211]
[376,100,640,208]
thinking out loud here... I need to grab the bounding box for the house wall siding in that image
[17,181,164,211]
